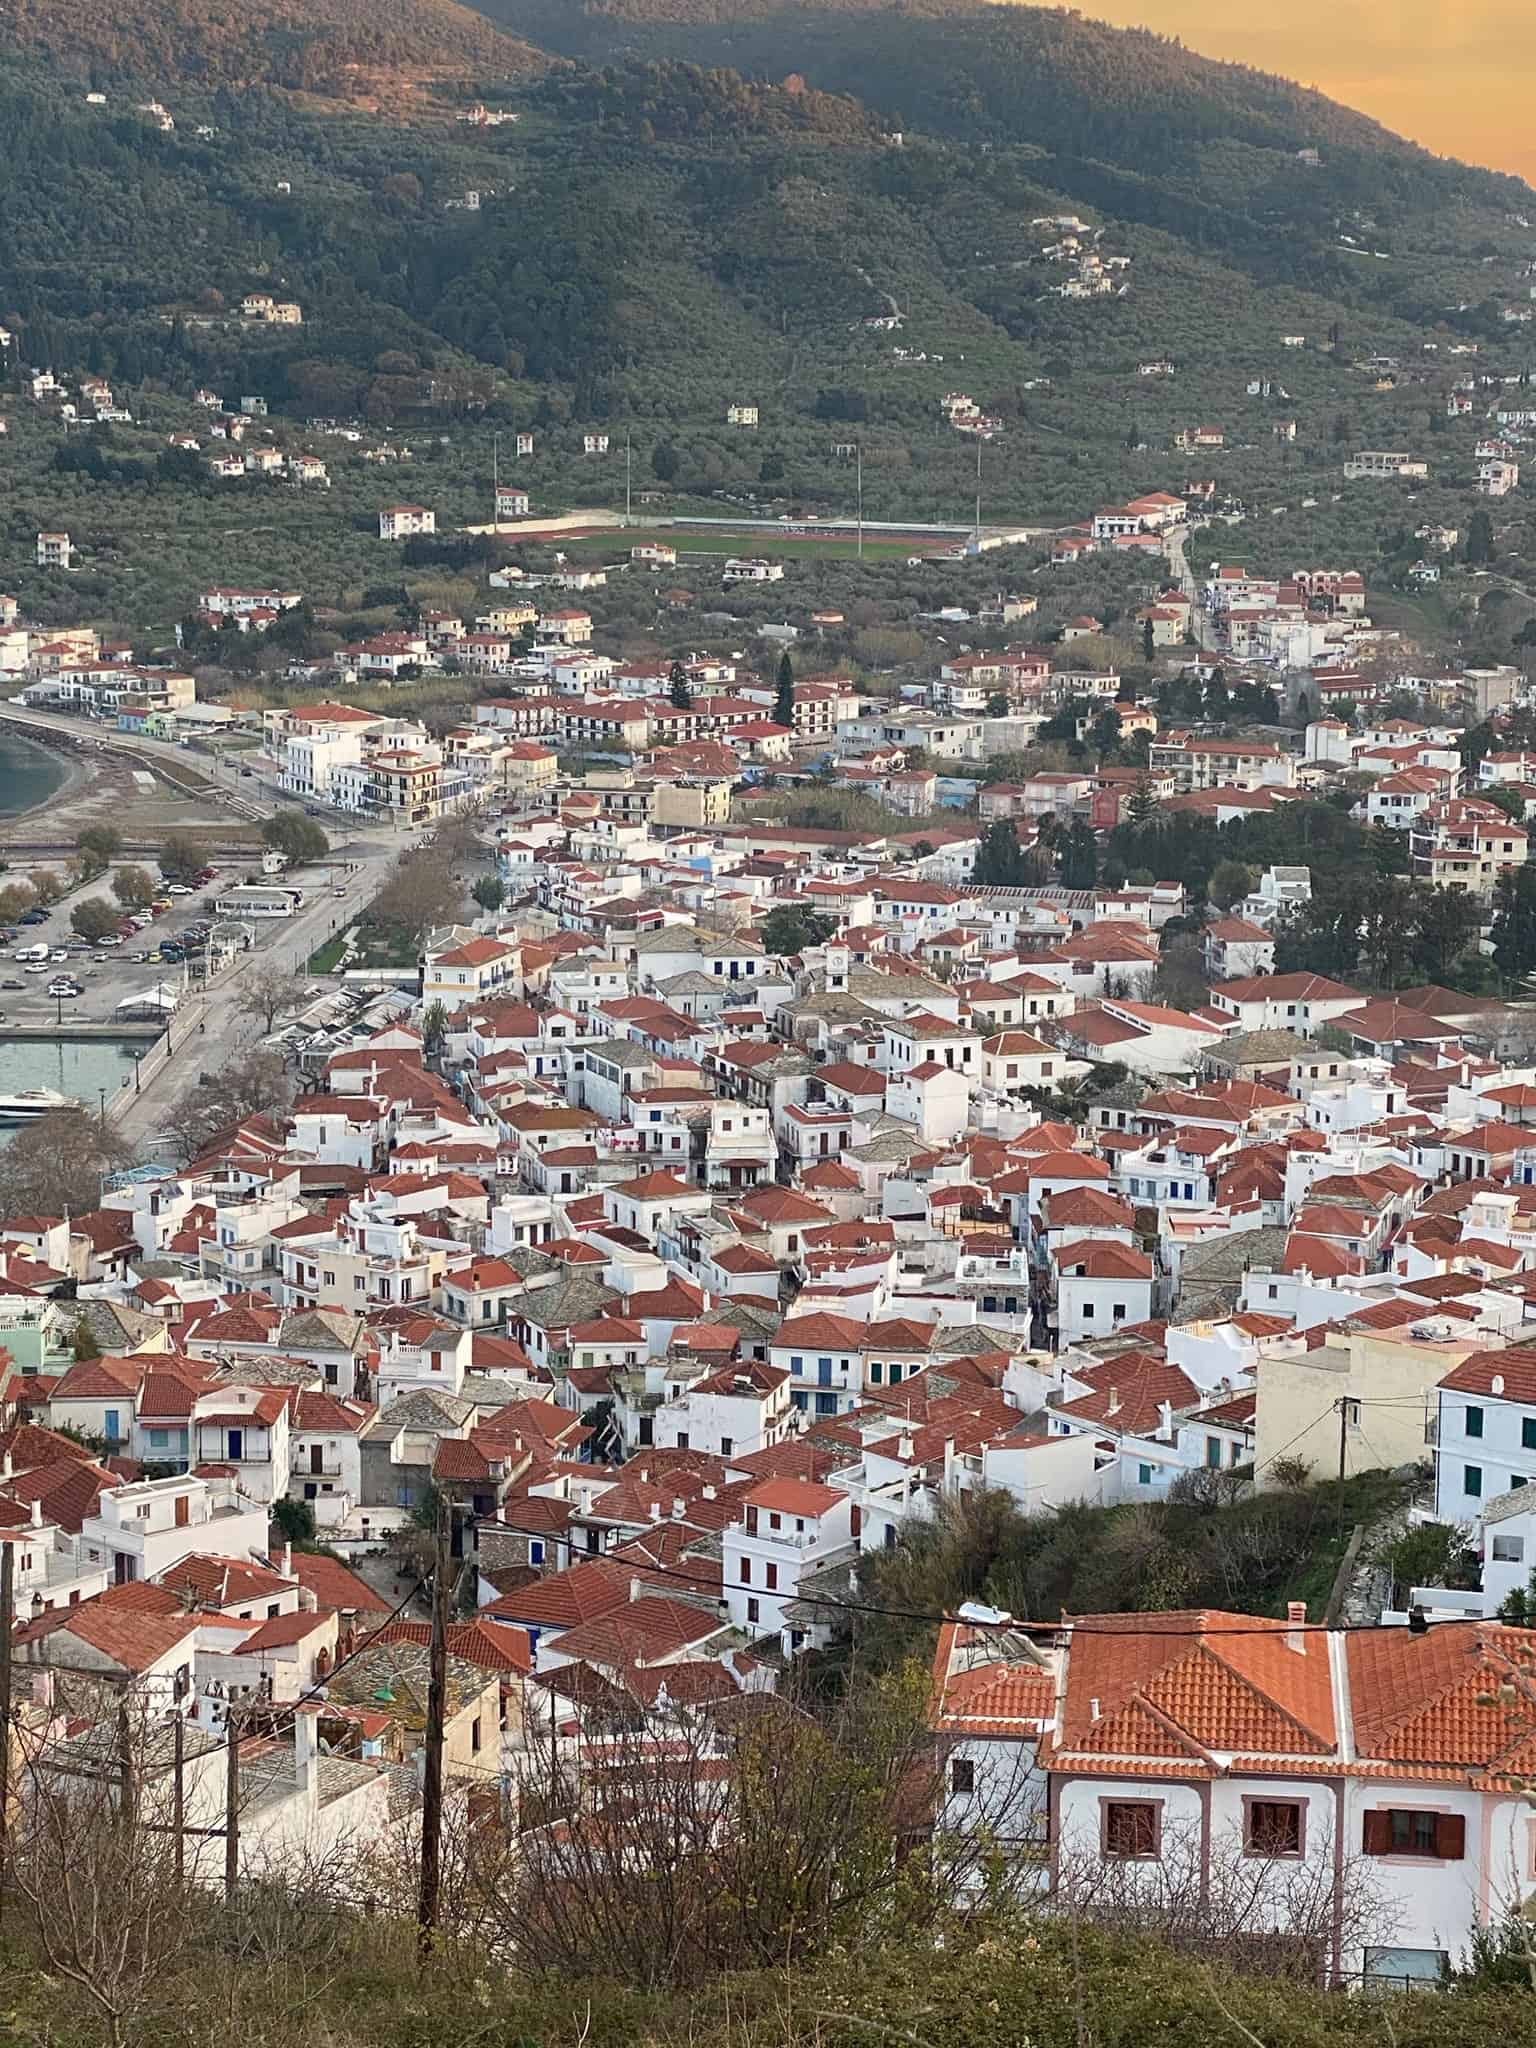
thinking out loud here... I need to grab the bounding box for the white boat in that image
[0,1088,83,1123]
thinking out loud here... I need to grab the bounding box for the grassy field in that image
[558,526,959,563]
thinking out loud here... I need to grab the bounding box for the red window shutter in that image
[1362,1810,1392,1855]
[1434,1813,1466,1860]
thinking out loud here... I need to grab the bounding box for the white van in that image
[15,943,49,963]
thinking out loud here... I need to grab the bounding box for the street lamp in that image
[97,1085,106,1131]
[133,1050,142,1094]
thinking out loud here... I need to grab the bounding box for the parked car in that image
[19,910,48,926]
[47,979,81,999]
[48,949,68,963]
[166,885,194,896]
[0,980,23,992]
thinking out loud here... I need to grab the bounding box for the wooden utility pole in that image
[0,1541,13,1927]
[417,1490,451,1959]
[172,1710,185,1886]
[223,1709,240,1904]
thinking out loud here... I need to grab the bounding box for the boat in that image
[0,1088,84,1124]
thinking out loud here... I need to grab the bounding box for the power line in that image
[465,1510,1491,1640]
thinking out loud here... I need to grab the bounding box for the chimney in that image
[1157,1400,1174,1440]
[1493,1375,1506,1397]
[1285,1600,1307,1654]
[630,1576,647,1602]
[294,1707,318,1794]
[671,1496,686,1520]
[1106,1385,1121,1417]
[283,1541,293,1577]
[30,1498,42,1528]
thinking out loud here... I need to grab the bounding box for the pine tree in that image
[669,659,692,710]
[1141,617,1155,662]
[774,650,795,731]
[1465,509,1496,566]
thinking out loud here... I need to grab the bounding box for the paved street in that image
[0,707,408,1146]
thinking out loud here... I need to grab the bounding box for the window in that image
[1138,1463,1153,1485]
[1465,1406,1484,1439]
[1465,1465,1484,1499]
[950,1758,976,1796]
[471,1716,482,1753]
[740,1559,751,1584]
[1082,1303,1095,1321]
[720,1437,733,1458]
[1523,1417,1536,1452]
[765,1563,778,1590]
[1363,1810,1464,1859]
[1492,1535,1524,1564]
[746,1598,760,1625]
[1245,1800,1303,1858]
[1206,1437,1222,1469]
[1103,1801,1160,1859]
[529,1540,544,1565]
[1112,1302,1126,1321]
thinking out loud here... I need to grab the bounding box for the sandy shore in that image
[0,730,241,849]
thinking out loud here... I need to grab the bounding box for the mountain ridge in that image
[0,0,545,100]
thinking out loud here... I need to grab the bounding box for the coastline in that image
[0,718,88,823]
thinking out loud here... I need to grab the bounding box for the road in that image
[110,851,391,1146]
[0,707,408,1145]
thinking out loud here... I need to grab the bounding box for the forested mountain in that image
[0,0,543,99]
[6,0,1536,631]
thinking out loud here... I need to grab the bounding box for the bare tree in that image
[369,845,464,947]
[366,1665,1023,1989]
[244,962,311,1035]
[175,1047,293,1159]
[0,1107,131,1215]
[1053,1816,1395,1985]
[9,1692,204,2048]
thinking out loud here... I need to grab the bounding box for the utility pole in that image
[223,1707,240,1904]
[1336,1395,1349,1539]
[172,1709,185,1886]
[492,430,500,529]
[856,443,864,561]
[974,438,983,547]
[417,1489,451,1959]
[0,1541,13,1928]
[624,427,633,530]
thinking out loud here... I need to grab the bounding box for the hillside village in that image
[19,23,1536,2023]
[12,468,1536,1981]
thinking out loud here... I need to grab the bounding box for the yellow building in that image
[651,777,732,829]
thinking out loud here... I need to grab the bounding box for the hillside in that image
[0,0,544,99]
[6,6,1536,647]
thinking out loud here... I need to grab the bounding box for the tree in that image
[157,833,204,887]
[1088,708,1122,760]
[1203,672,1231,723]
[0,1108,131,1215]
[262,810,330,864]
[470,875,505,914]
[421,998,451,1057]
[72,1315,101,1359]
[1492,866,1536,978]
[1141,617,1155,661]
[174,1048,293,1159]
[1484,783,1527,822]
[110,864,157,909]
[1466,508,1497,565]
[75,824,123,875]
[774,649,795,731]
[985,692,1010,718]
[1411,886,1480,984]
[761,904,835,955]
[271,1495,317,1546]
[369,846,464,946]
[669,659,693,710]
[70,896,121,942]
[28,867,64,906]
[973,817,1028,888]
[1294,688,1314,728]
[1057,818,1098,891]
[1208,860,1255,911]
[651,441,679,481]
[1124,777,1159,829]
[244,963,309,1034]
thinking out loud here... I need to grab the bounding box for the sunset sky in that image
[1045,2,1536,187]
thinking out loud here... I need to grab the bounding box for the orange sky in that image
[1023,2,1536,187]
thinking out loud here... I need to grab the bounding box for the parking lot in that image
[0,859,345,1029]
